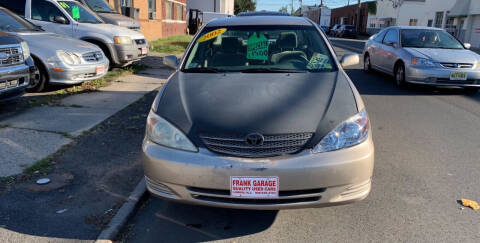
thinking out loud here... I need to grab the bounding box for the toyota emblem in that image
[245,133,265,146]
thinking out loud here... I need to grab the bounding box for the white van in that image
[0,0,148,67]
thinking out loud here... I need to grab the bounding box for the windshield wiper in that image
[183,67,225,73]
[240,68,307,73]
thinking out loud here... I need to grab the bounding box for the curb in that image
[95,178,147,243]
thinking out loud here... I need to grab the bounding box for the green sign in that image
[72,6,80,19]
[247,33,269,61]
[59,2,69,8]
[307,53,332,70]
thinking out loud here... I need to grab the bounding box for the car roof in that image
[206,16,313,27]
[237,11,290,17]
[386,26,445,31]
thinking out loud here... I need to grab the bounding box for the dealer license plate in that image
[230,176,279,198]
[450,72,467,81]
[141,47,148,55]
[96,65,105,75]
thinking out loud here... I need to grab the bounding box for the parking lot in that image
[111,39,480,243]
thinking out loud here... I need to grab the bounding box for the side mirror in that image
[54,16,68,24]
[385,41,398,48]
[463,43,471,49]
[163,55,179,69]
[340,53,360,68]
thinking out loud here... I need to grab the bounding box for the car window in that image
[401,29,464,49]
[373,30,386,42]
[345,26,355,30]
[183,25,337,73]
[383,29,398,44]
[31,0,68,23]
[0,8,39,32]
[84,0,116,14]
[0,0,26,16]
[58,1,102,23]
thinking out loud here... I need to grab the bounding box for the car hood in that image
[97,13,140,28]
[77,23,145,40]
[154,71,358,148]
[405,48,479,63]
[14,32,100,55]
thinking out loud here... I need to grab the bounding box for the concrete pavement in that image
[120,42,480,243]
[0,55,170,178]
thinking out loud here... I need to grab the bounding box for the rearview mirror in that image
[53,16,68,24]
[463,43,471,49]
[163,55,179,69]
[340,53,360,68]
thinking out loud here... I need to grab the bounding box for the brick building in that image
[107,0,187,41]
[330,2,369,34]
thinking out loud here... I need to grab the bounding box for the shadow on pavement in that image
[121,197,277,242]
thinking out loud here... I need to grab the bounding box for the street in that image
[119,39,480,242]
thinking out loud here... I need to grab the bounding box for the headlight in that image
[20,41,30,60]
[412,57,435,67]
[114,36,132,45]
[146,110,198,152]
[57,51,82,65]
[312,109,369,153]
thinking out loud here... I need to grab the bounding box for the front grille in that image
[82,51,103,62]
[192,195,321,205]
[440,63,474,69]
[199,133,313,158]
[135,39,146,45]
[0,46,23,66]
[188,187,326,197]
[436,78,476,84]
[129,27,141,31]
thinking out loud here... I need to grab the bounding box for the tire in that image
[464,88,479,95]
[394,63,407,88]
[27,58,48,92]
[364,54,372,72]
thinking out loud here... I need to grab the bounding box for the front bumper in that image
[0,64,30,102]
[109,42,148,67]
[142,136,374,210]
[406,65,480,87]
[48,60,109,85]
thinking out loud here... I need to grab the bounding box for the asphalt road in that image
[119,39,480,243]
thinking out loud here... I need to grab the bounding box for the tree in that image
[234,0,256,15]
[279,5,289,13]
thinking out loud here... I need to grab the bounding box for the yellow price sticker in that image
[197,28,227,43]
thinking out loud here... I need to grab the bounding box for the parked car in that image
[0,32,35,101]
[74,0,141,32]
[143,16,374,210]
[336,25,357,38]
[363,26,480,94]
[0,0,148,67]
[0,7,109,91]
[319,25,330,34]
[329,24,340,36]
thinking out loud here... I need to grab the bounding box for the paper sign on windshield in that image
[198,28,227,43]
[59,2,69,8]
[72,6,80,19]
[307,53,332,70]
[247,33,269,61]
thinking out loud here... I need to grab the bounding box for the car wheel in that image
[464,87,479,95]
[364,54,372,72]
[394,63,407,88]
[27,62,47,92]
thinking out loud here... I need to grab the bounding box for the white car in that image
[0,0,148,67]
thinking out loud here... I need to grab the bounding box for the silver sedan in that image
[363,26,480,94]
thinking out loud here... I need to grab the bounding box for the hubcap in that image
[27,67,41,89]
[364,57,370,70]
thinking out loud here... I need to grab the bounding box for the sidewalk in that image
[0,54,170,178]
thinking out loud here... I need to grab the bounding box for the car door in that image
[28,0,73,37]
[379,28,400,73]
[368,29,387,69]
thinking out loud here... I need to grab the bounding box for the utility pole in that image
[356,0,361,33]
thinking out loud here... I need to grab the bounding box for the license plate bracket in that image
[96,65,105,75]
[141,47,148,55]
[230,176,279,198]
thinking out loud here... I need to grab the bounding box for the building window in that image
[165,1,174,20]
[176,4,183,21]
[434,11,444,28]
[148,0,156,19]
[409,19,418,26]
[369,18,376,28]
[445,17,455,28]
[427,19,433,27]
[121,0,132,7]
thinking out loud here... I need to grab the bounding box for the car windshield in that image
[183,25,337,73]
[345,26,355,30]
[84,0,116,13]
[401,29,464,49]
[0,9,41,32]
[58,1,102,23]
